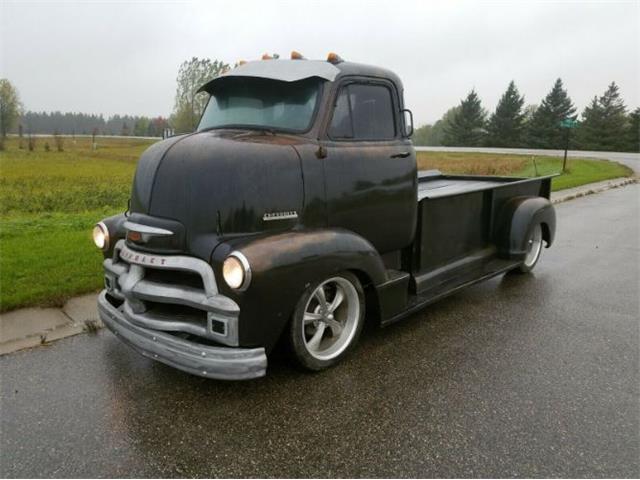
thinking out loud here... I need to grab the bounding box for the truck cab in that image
[95,54,555,380]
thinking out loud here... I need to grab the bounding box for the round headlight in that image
[222,252,251,290]
[93,222,109,251]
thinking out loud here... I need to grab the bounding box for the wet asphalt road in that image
[2,185,639,478]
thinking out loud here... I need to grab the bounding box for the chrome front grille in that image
[103,240,240,346]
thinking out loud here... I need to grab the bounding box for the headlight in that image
[93,222,109,250]
[222,252,251,291]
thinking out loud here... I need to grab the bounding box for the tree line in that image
[0,56,222,144]
[413,79,639,153]
[15,111,169,137]
[0,78,171,149]
[2,68,638,152]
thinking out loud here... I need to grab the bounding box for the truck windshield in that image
[198,77,322,133]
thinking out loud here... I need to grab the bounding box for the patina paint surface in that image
[98,59,557,362]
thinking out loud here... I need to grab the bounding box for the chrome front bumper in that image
[99,239,267,379]
[98,291,267,380]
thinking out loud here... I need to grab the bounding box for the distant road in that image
[415,146,640,174]
[7,133,162,141]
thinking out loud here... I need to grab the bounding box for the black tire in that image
[515,223,544,273]
[288,271,365,371]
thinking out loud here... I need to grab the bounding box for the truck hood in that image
[129,130,304,255]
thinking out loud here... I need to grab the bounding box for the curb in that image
[1,177,637,356]
[550,176,637,204]
[0,293,102,355]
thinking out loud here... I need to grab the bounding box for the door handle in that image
[390,151,411,158]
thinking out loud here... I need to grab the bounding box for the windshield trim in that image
[197,80,325,135]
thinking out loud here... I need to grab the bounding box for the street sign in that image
[560,118,578,172]
[560,119,578,128]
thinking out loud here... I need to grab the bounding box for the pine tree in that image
[443,90,486,146]
[526,78,576,149]
[625,108,640,153]
[578,83,628,151]
[485,81,525,147]
[576,96,603,151]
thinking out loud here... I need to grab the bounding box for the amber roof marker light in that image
[261,53,273,60]
[291,51,305,60]
[327,52,344,64]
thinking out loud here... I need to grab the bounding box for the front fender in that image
[212,229,387,350]
[495,196,556,260]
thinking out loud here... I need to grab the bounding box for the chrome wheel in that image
[524,224,543,268]
[302,277,360,361]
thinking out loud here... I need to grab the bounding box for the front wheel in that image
[288,272,365,371]
[516,223,544,273]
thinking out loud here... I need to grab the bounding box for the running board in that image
[381,260,519,327]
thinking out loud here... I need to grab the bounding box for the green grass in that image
[1,210,115,310]
[416,151,634,191]
[0,137,154,311]
[0,137,633,312]
[515,157,633,190]
[0,136,145,215]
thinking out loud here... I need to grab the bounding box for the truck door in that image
[322,80,417,254]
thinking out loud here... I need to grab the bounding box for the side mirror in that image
[402,109,414,138]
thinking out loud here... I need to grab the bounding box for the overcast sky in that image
[1,0,638,125]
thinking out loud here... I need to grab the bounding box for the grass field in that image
[0,136,154,312]
[416,151,633,190]
[0,137,633,312]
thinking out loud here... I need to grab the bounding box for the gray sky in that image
[1,0,638,126]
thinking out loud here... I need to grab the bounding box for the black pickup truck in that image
[94,54,556,380]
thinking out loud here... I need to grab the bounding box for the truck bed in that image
[411,169,555,298]
[417,170,551,200]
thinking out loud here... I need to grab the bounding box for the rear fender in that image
[495,196,556,260]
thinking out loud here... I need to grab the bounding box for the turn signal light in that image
[127,231,142,243]
[327,52,344,64]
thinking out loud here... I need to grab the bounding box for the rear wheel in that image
[517,223,543,273]
[289,272,365,371]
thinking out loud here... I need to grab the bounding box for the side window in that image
[328,83,396,140]
[328,88,353,139]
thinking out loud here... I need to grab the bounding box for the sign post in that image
[559,118,578,172]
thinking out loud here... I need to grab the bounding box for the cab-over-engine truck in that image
[95,53,556,380]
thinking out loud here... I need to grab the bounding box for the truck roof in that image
[199,59,403,93]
